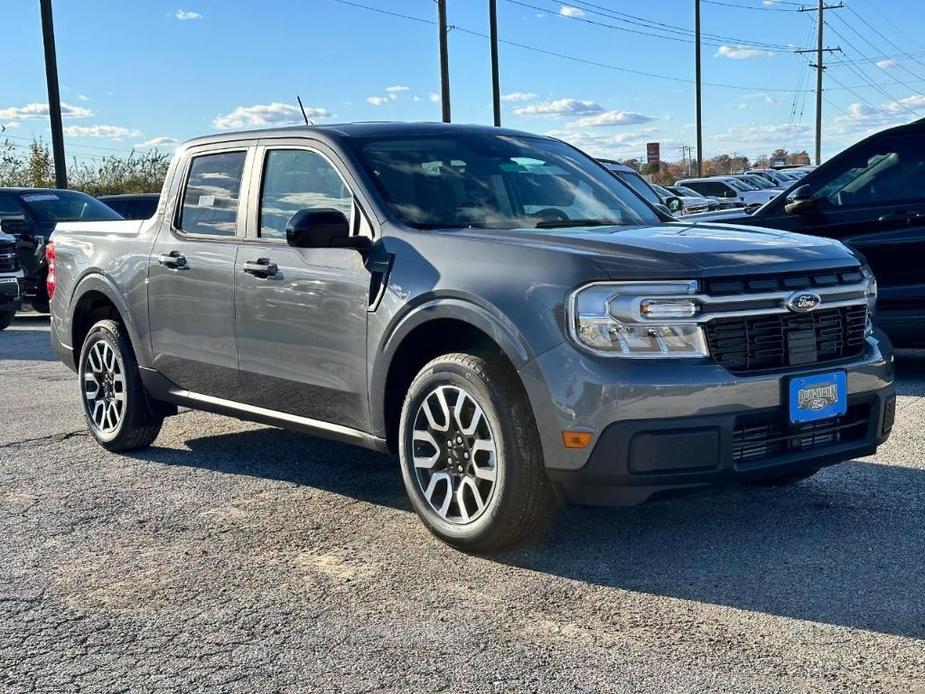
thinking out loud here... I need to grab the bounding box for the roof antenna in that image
[296,96,313,125]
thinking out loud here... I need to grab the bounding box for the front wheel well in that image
[382,318,521,453]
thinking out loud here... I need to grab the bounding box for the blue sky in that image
[3,0,925,165]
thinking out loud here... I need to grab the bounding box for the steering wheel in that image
[534,208,570,222]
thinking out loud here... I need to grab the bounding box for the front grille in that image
[706,305,867,373]
[733,404,870,465]
[704,268,864,295]
[0,246,17,273]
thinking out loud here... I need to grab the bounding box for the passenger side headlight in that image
[567,281,709,357]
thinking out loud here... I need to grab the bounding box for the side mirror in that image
[665,196,683,213]
[654,203,675,217]
[784,184,815,215]
[286,208,370,251]
[0,218,34,237]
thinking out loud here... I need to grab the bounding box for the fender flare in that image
[68,272,152,368]
[368,297,533,437]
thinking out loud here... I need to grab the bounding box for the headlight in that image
[861,265,877,335]
[567,281,709,357]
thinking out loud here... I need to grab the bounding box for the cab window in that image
[259,149,353,240]
[179,151,247,236]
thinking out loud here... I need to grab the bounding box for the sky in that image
[3,0,925,166]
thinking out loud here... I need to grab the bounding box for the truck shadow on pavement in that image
[137,422,925,641]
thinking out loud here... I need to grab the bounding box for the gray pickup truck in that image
[48,122,895,551]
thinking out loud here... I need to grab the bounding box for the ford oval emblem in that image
[786,291,822,313]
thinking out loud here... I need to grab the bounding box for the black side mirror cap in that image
[654,203,675,217]
[784,184,815,215]
[286,208,370,251]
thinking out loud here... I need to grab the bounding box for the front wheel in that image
[398,353,556,552]
[0,310,13,331]
[78,319,163,451]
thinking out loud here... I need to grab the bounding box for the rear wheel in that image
[79,319,163,451]
[0,310,13,331]
[398,353,556,552]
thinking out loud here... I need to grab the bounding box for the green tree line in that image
[0,138,170,196]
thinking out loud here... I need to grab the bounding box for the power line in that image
[833,8,925,88]
[701,0,803,11]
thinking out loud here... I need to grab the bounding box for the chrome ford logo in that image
[786,291,821,313]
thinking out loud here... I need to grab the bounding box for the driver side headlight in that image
[567,281,709,357]
[861,265,877,335]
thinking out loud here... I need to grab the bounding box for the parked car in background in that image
[677,176,780,208]
[598,160,683,214]
[701,118,925,347]
[98,193,159,220]
[0,229,20,330]
[0,188,121,312]
[652,183,709,215]
[47,122,894,551]
[748,169,796,187]
[733,174,781,191]
[668,185,743,210]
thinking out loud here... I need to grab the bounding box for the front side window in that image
[179,151,246,236]
[812,135,925,209]
[259,149,353,240]
[349,134,659,230]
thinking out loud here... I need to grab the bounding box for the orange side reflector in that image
[562,431,593,449]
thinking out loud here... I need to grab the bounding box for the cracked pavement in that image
[1,314,924,692]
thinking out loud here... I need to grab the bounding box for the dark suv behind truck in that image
[47,123,895,551]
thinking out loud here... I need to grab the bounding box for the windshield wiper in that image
[534,218,621,229]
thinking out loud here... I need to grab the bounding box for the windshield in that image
[612,170,662,207]
[727,179,753,192]
[350,135,660,230]
[16,191,122,223]
[742,176,772,189]
[675,185,705,198]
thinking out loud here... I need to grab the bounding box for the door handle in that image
[157,251,187,269]
[243,258,278,278]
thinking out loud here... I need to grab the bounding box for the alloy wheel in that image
[82,340,126,434]
[411,384,498,524]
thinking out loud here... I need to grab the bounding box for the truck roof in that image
[181,121,548,148]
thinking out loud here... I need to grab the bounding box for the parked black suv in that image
[696,119,925,346]
[0,188,121,312]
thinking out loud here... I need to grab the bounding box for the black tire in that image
[78,319,163,452]
[746,468,820,487]
[29,299,49,314]
[0,309,13,331]
[398,352,556,552]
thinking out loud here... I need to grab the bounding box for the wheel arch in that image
[69,274,150,367]
[371,299,534,453]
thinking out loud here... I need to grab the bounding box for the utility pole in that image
[489,0,502,127]
[694,0,703,176]
[797,2,843,165]
[437,0,451,123]
[39,0,67,188]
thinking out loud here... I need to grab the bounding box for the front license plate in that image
[789,371,847,424]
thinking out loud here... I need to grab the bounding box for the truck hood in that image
[441,221,859,278]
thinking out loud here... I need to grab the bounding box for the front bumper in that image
[0,275,21,313]
[518,333,895,506]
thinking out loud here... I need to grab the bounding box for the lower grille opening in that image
[733,404,870,465]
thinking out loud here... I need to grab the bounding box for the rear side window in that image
[179,151,246,236]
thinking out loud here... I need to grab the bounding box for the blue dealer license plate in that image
[789,371,847,424]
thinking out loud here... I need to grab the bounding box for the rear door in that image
[233,142,372,430]
[147,146,252,396]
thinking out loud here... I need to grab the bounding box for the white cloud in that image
[501,91,537,102]
[175,9,202,20]
[569,110,655,128]
[385,85,410,99]
[212,102,330,129]
[134,136,180,149]
[559,5,585,17]
[429,92,440,103]
[0,102,93,121]
[514,98,603,116]
[714,45,774,60]
[77,94,90,102]
[762,0,777,5]
[875,59,898,70]
[366,96,388,106]
[63,125,142,140]
[546,127,671,159]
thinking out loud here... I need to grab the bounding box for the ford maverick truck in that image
[48,123,895,551]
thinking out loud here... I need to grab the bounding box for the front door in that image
[147,148,251,397]
[234,146,371,430]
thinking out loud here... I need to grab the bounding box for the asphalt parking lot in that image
[1,314,924,693]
